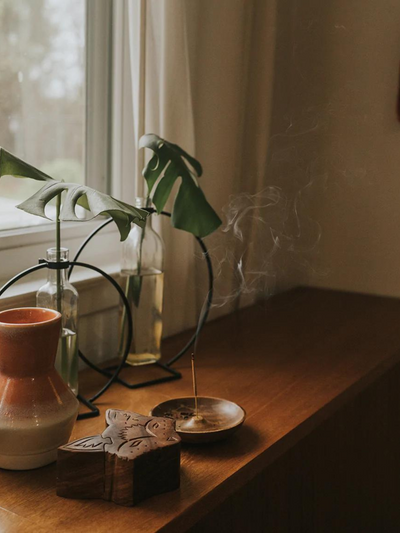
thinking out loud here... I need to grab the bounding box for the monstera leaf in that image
[0,147,148,241]
[0,146,53,182]
[17,182,147,241]
[139,134,222,238]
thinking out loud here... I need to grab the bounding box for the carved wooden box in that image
[57,409,181,506]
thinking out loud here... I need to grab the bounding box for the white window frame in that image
[0,0,124,295]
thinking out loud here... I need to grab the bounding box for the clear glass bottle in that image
[36,247,79,395]
[120,198,164,365]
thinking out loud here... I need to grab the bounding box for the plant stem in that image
[55,193,68,380]
[137,196,151,276]
[118,275,137,356]
[118,196,150,358]
[56,193,61,313]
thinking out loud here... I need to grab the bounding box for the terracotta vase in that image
[0,307,79,470]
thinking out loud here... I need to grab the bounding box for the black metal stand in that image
[0,259,133,420]
[0,211,214,416]
[77,394,99,418]
[69,209,214,389]
[102,361,182,389]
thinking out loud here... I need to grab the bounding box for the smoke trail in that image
[202,183,325,310]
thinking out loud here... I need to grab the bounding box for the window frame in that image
[0,0,120,289]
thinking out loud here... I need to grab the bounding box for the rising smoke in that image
[202,183,325,311]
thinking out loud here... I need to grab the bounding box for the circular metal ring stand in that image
[69,210,214,390]
[0,260,133,420]
[0,210,214,416]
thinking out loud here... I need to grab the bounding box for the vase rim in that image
[0,307,62,328]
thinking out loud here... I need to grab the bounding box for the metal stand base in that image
[77,394,100,420]
[102,361,182,389]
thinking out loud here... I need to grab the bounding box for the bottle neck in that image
[144,215,152,230]
[135,197,152,230]
[46,247,69,284]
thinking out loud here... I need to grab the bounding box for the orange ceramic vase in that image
[0,307,79,470]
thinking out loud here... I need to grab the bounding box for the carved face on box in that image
[102,409,180,457]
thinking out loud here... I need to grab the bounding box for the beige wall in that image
[75,0,400,364]
[267,0,400,297]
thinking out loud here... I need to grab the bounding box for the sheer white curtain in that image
[124,0,277,336]
[143,0,198,336]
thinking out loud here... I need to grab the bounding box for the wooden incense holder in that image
[57,409,181,506]
[151,396,246,443]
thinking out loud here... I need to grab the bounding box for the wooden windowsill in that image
[1,287,400,532]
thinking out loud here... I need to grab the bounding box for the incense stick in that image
[191,352,199,419]
[190,292,211,420]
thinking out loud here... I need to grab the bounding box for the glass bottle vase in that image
[120,198,164,365]
[36,247,79,394]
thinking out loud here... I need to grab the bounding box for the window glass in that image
[0,0,86,230]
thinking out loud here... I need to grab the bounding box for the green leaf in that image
[17,181,148,241]
[0,147,53,182]
[139,134,221,238]
[152,162,179,211]
[173,177,223,237]
[0,146,148,241]
[144,152,171,194]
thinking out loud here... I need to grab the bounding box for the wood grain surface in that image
[1,288,400,532]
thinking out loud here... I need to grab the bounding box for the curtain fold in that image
[126,0,277,336]
[145,0,198,336]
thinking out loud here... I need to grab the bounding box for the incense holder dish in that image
[150,396,246,444]
[0,307,79,470]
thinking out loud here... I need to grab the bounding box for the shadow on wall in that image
[267,0,400,298]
